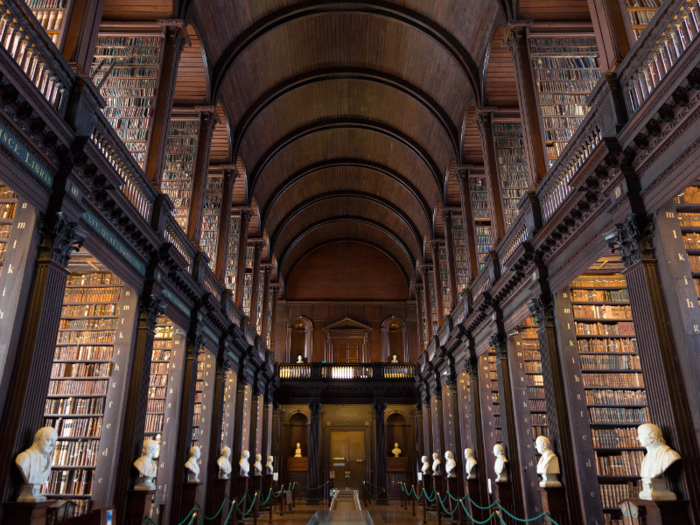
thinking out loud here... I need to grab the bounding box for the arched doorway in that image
[381,316,407,362]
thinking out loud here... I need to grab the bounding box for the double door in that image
[330,430,365,489]
[333,339,361,363]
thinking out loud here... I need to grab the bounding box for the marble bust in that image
[444,451,457,478]
[253,453,263,475]
[239,450,251,477]
[392,443,402,457]
[535,437,561,487]
[464,449,477,479]
[390,354,399,363]
[421,455,431,475]
[217,446,232,479]
[16,427,58,502]
[266,456,274,474]
[493,444,508,483]
[294,443,302,457]
[297,355,303,363]
[431,452,441,475]
[637,423,681,501]
[185,446,201,482]
[133,439,159,490]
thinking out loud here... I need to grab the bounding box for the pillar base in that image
[180,482,201,524]
[212,479,230,525]
[2,500,55,525]
[538,486,568,525]
[493,481,514,525]
[620,499,690,525]
[465,478,485,521]
[125,489,155,525]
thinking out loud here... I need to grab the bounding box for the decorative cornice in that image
[528,295,552,327]
[141,294,167,331]
[604,213,655,268]
[39,213,87,267]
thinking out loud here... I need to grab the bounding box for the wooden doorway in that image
[330,431,365,489]
[333,339,361,363]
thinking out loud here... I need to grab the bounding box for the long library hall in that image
[0,1,699,525]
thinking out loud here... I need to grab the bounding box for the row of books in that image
[60,303,119,318]
[53,346,113,361]
[528,387,545,399]
[594,450,644,476]
[588,406,650,424]
[150,375,168,387]
[683,232,700,250]
[48,380,108,396]
[524,361,542,373]
[51,362,112,378]
[591,428,642,448]
[689,256,700,272]
[675,186,700,204]
[575,322,635,336]
[573,304,632,320]
[541,105,588,117]
[535,80,598,93]
[529,399,546,411]
[678,213,700,227]
[152,349,171,361]
[52,441,99,468]
[67,274,122,286]
[625,0,660,7]
[577,338,638,354]
[585,389,647,406]
[571,289,629,302]
[542,116,585,129]
[150,363,169,374]
[579,354,641,370]
[532,56,598,69]
[43,417,103,438]
[63,287,121,303]
[531,413,548,425]
[148,386,166,399]
[59,318,118,330]
[533,426,549,439]
[572,274,627,288]
[45,397,105,416]
[583,373,644,388]
[600,482,641,510]
[524,350,541,361]
[57,331,116,344]
[627,9,656,26]
[147,399,165,413]
[145,414,164,433]
[42,469,93,496]
[526,375,544,387]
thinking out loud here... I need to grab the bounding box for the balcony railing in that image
[278,363,416,380]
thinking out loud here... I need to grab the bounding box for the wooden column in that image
[248,240,264,329]
[0,218,86,513]
[373,402,389,504]
[420,266,434,338]
[474,109,506,240]
[249,383,261,462]
[144,22,186,186]
[528,293,584,525]
[61,0,106,75]
[430,381,446,462]
[442,209,459,308]
[169,334,203,525]
[465,355,489,520]
[430,241,445,327]
[605,215,700,522]
[414,284,425,350]
[261,387,273,461]
[442,376,464,494]
[491,334,526,519]
[505,23,548,184]
[187,108,218,243]
[205,356,231,516]
[455,169,479,280]
[587,0,631,70]
[414,400,424,475]
[215,166,237,281]
[420,389,433,460]
[234,210,252,308]
[269,284,280,351]
[230,375,249,496]
[113,294,166,522]
[260,265,272,341]
[307,403,322,504]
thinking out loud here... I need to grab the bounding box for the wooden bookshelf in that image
[28,0,73,48]
[91,35,164,170]
[420,290,428,350]
[265,289,273,347]
[42,271,136,516]
[192,350,205,447]
[224,216,241,295]
[0,186,17,266]
[428,271,439,335]
[254,269,264,333]
[450,214,470,293]
[492,122,529,229]
[519,318,549,446]
[242,271,253,317]
[161,118,200,230]
[201,174,223,269]
[469,176,494,270]
[438,246,450,317]
[529,35,602,167]
[623,0,662,41]
[488,348,502,445]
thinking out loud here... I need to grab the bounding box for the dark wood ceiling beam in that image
[230,67,460,160]
[208,1,481,104]
[248,117,444,202]
[284,238,412,287]
[278,217,416,281]
[269,191,425,256]
[259,158,432,229]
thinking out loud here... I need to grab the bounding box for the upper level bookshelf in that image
[450,214,470,293]
[428,270,439,336]
[201,174,222,269]
[518,318,548,448]
[161,118,200,230]
[493,121,529,229]
[265,288,273,347]
[624,0,662,41]
[224,216,241,296]
[254,269,264,333]
[469,176,494,270]
[420,290,428,350]
[438,246,450,316]
[91,35,164,170]
[192,350,205,446]
[242,271,253,317]
[28,0,71,47]
[529,35,602,167]
[0,185,18,266]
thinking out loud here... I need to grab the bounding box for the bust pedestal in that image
[236,476,249,524]
[446,477,463,525]
[3,500,55,525]
[212,479,230,525]
[125,489,156,525]
[465,477,486,523]
[424,475,435,510]
[181,482,201,524]
[493,481,514,525]
[262,474,273,509]
[538,486,568,525]
[620,499,690,525]
[250,474,262,494]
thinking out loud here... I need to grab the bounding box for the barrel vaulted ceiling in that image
[177,0,505,287]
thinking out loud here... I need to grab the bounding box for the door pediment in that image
[323,317,373,333]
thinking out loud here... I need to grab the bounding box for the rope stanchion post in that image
[268,489,273,525]
[411,485,416,517]
[253,491,259,525]
[421,484,427,525]
[436,492,442,525]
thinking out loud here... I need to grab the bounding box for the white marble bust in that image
[254,453,263,475]
[493,444,508,483]
[297,355,303,363]
[294,443,302,457]
[239,450,251,477]
[16,427,58,502]
[392,443,402,457]
[637,423,681,501]
[464,448,477,479]
[444,451,457,478]
[266,456,274,474]
[185,446,201,482]
[535,437,561,487]
[421,455,431,475]
[133,439,159,490]
[217,446,232,479]
[431,452,441,475]
[391,354,399,363]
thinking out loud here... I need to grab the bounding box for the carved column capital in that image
[39,213,87,267]
[372,402,387,416]
[465,356,478,377]
[141,294,167,331]
[528,294,553,327]
[604,213,655,268]
[309,402,322,416]
[488,333,506,349]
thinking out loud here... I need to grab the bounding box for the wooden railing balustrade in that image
[278,363,416,380]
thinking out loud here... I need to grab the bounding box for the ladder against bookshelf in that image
[624,0,662,41]
[28,0,71,46]
[91,35,164,170]
[450,214,470,293]
[224,216,241,294]
[529,35,602,167]
[201,174,223,269]
[492,122,529,229]
[161,118,200,230]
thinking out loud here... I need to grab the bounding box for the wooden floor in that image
[264,500,443,525]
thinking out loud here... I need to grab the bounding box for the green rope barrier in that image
[302,481,330,490]
[198,494,232,521]
[240,493,258,516]
[236,490,249,509]
[495,501,560,525]
[221,500,237,525]
[436,493,461,516]
[141,516,159,525]
[464,492,498,510]
[458,500,496,525]
[421,488,436,502]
